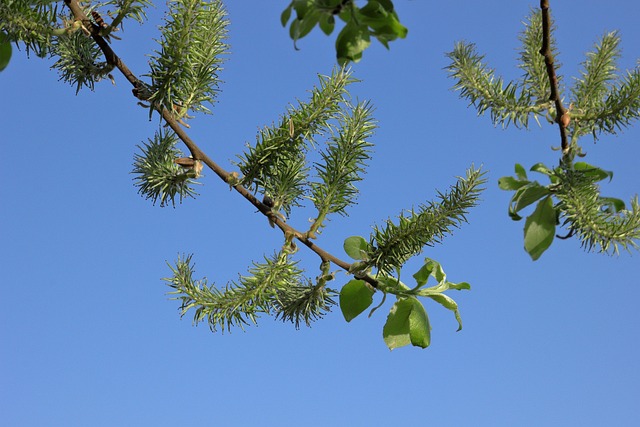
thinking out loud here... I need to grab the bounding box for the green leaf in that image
[530,162,555,177]
[412,263,432,288]
[318,14,335,35]
[447,281,471,291]
[376,275,410,293]
[509,182,551,220]
[281,3,293,26]
[0,32,11,72]
[336,21,371,65]
[291,12,320,41]
[574,162,613,182]
[428,293,464,331]
[383,299,411,349]
[412,258,445,288]
[339,280,374,322]
[376,0,395,12]
[375,20,407,40]
[383,297,431,350]
[515,163,528,180]
[599,196,626,213]
[524,196,557,260]
[371,25,401,49]
[359,1,388,20]
[292,0,313,18]
[343,236,369,260]
[358,1,407,44]
[498,176,528,191]
[408,299,430,348]
[338,6,352,23]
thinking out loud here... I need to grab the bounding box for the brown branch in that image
[539,0,569,155]
[62,0,378,289]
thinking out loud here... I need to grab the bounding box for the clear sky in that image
[2,1,640,426]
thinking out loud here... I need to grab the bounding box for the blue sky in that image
[1,1,640,425]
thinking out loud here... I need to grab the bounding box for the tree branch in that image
[539,0,568,155]
[62,0,378,288]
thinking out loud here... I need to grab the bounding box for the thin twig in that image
[539,0,569,155]
[62,0,378,288]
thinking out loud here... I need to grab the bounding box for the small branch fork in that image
[62,0,378,288]
[539,0,569,155]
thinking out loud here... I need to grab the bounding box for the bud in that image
[193,160,203,177]
[289,118,295,138]
[175,157,203,177]
[175,157,196,167]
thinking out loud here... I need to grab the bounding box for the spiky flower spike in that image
[132,129,200,207]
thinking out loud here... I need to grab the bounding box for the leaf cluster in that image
[499,162,640,259]
[339,258,470,350]
[336,167,484,349]
[146,0,228,120]
[281,0,407,64]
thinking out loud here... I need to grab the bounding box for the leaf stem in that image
[539,0,569,155]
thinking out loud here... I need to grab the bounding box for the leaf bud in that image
[175,157,196,167]
[288,117,295,139]
[175,157,203,178]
